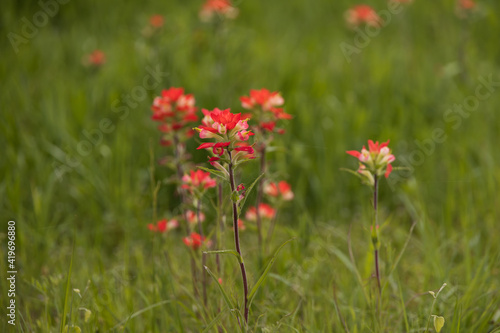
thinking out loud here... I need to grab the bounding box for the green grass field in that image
[2,0,500,331]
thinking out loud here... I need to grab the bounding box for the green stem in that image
[228,151,249,323]
[373,175,381,295]
[255,145,266,259]
[197,199,207,308]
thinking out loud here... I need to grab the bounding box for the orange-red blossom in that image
[346,140,395,186]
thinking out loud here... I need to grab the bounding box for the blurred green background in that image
[1,0,500,331]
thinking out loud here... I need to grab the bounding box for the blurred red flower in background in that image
[199,0,238,22]
[345,5,381,28]
[183,232,207,250]
[83,50,106,67]
[148,219,179,233]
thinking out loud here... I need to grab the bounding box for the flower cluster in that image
[149,14,164,28]
[186,210,206,225]
[183,232,210,250]
[195,108,255,169]
[151,87,198,146]
[346,140,395,186]
[199,0,239,22]
[245,203,276,222]
[148,219,179,233]
[240,89,291,136]
[345,5,381,28]
[456,0,477,18]
[83,50,106,67]
[142,14,164,37]
[264,181,294,201]
[181,169,217,195]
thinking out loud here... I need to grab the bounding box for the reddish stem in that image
[228,151,249,323]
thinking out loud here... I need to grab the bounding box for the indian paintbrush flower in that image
[195,106,254,322]
[186,210,206,225]
[195,108,255,173]
[263,181,294,201]
[240,89,291,136]
[83,50,106,67]
[346,140,395,186]
[151,87,198,144]
[183,232,210,250]
[456,0,477,18]
[181,169,217,195]
[148,219,179,233]
[199,0,239,22]
[345,5,381,28]
[245,203,276,222]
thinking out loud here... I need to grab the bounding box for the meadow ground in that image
[1,0,500,332]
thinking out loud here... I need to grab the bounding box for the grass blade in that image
[248,238,295,309]
[202,306,228,333]
[204,265,244,332]
[111,300,171,330]
[60,243,74,333]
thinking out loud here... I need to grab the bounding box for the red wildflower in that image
[181,170,217,193]
[245,203,276,221]
[195,108,253,142]
[345,5,381,28]
[346,140,395,185]
[271,107,292,120]
[150,14,164,28]
[264,181,294,201]
[197,141,231,156]
[199,0,238,22]
[83,50,106,67]
[456,0,477,18]
[186,210,205,224]
[240,89,290,137]
[261,122,276,132]
[240,89,284,111]
[151,87,197,123]
[148,219,179,233]
[183,232,207,250]
[459,0,476,9]
[210,108,242,131]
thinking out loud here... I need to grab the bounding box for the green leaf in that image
[238,173,264,216]
[111,300,171,330]
[433,316,445,333]
[339,168,363,180]
[198,166,228,181]
[248,238,295,310]
[204,249,243,264]
[231,190,240,203]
